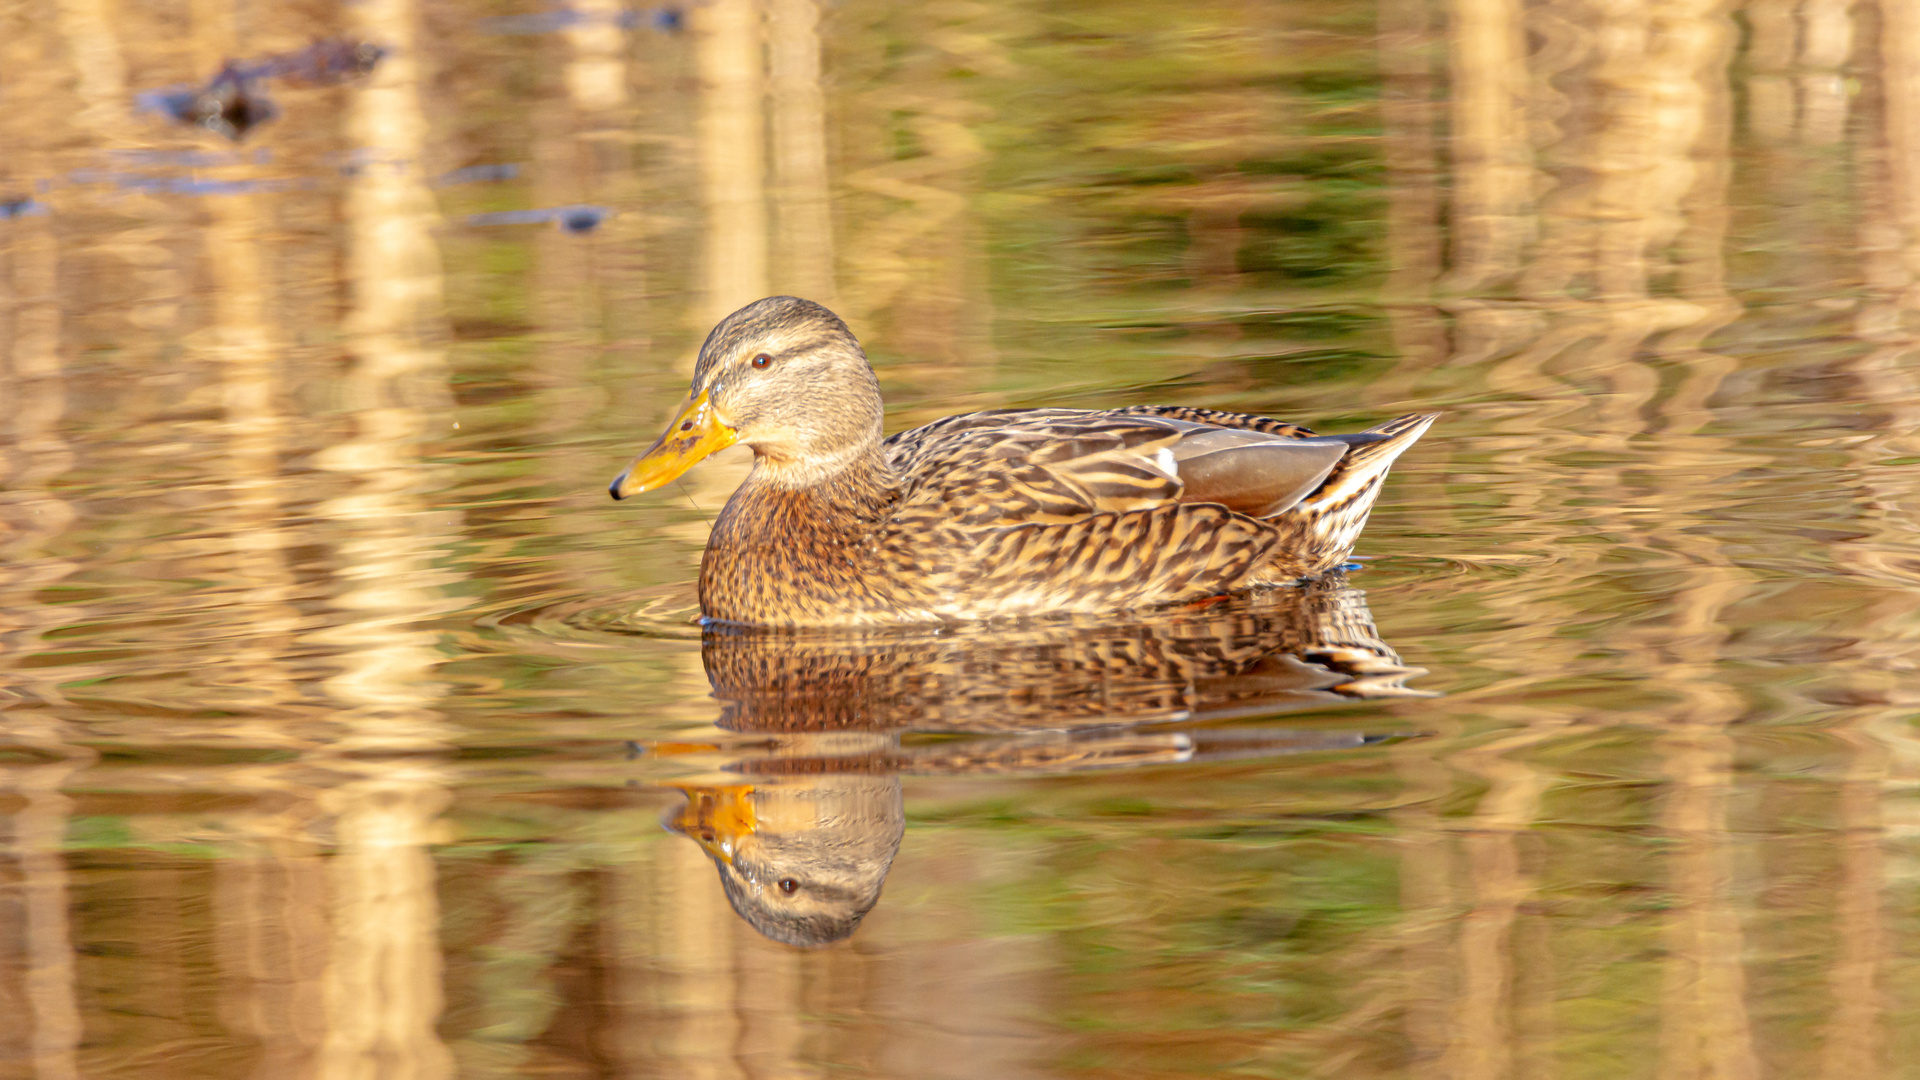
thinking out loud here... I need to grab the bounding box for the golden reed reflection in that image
[694,0,769,325]
[768,0,836,304]
[1391,0,1787,1074]
[651,575,1425,945]
[7,0,1920,1074]
[0,37,89,1080]
[305,0,459,1075]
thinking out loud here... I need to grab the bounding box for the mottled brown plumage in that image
[663,575,1423,947]
[610,297,1436,628]
[701,571,1430,733]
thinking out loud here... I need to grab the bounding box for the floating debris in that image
[250,39,386,84]
[107,148,264,168]
[138,39,385,141]
[467,204,612,233]
[140,64,278,141]
[1,197,50,220]
[114,176,301,196]
[67,168,303,196]
[478,6,683,35]
[436,163,521,187]
[556,205,610,233]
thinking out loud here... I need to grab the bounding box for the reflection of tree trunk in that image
[769,0,837,303]
[1444,0,1533,292]
[1800,0,1856,144]
[52,0,130,140]
[1818,728,1886,1080]
[1511,0,1731,314]
[1834,49,1920,1055]
[215,815,330,1080]
[452,856,586,1077]
[1391,733,1456,1066]
[1440,728,1557,1080]
[1654,573,1758,1080]
[1658,718,1758,1080]
[1379,0,1448,379]
[735,932,805,1071]
[1861,0,1920,336]
[1838,0,1920,590]
[316,770,455,1080]
[1466,0,1737,449]
[0,98,85,1080]
[197,139,306,727]
[641,839,748,1077]
[312,0,459,1075]
[180,0,334,1058]
[1745,0,1797,142]
[683,0,770,543]
[697,0,769,327]
[836,7,997,391]
[565,0,630,112]
[1659,8,1740,428]
[14,768,81,1080]
[531,86,611,596]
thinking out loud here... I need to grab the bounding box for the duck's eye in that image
[751,353,774,369]
[778,877,799,895]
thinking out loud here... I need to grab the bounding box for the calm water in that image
[3,0,1919,1075]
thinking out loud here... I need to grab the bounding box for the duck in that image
[610,296,1436,627]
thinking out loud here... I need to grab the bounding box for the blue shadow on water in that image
[478,6,683,34]
[438,163,522,187]
[1,197,50,220]
[467,204,612,233]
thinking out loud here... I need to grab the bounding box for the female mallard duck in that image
[610,296,1435,627]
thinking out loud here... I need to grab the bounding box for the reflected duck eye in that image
[751,353,774,369]
[778,877,799,895]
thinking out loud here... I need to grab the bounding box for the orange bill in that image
[608,388,738,499]
[666,783,759,866]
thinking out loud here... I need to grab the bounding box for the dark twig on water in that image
[138,39,387,141]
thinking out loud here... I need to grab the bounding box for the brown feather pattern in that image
[701,572,1427,733]
[697,403,1436,626]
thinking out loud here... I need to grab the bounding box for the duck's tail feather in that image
[1256,412,1437,579]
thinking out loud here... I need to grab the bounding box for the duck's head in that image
[667,777,904,948]
[610,297,883,499]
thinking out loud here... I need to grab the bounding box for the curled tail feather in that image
[1255,412,1437,580]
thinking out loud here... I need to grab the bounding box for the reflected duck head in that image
[667,775,905,947]
[611,297,884,499]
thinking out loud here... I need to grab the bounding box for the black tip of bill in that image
[608,475,627,501]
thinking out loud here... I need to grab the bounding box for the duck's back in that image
[857,406,1435,620]
[884,405,1423,526]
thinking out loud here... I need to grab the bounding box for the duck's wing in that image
[884,407,1380,526]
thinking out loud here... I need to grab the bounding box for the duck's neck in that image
[736,441,897,518]
[699,446,900,624]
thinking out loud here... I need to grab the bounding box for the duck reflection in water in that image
[659,573,1427,946]
[669,778,904,948]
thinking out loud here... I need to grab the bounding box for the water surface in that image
[3,0,1920,1076]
